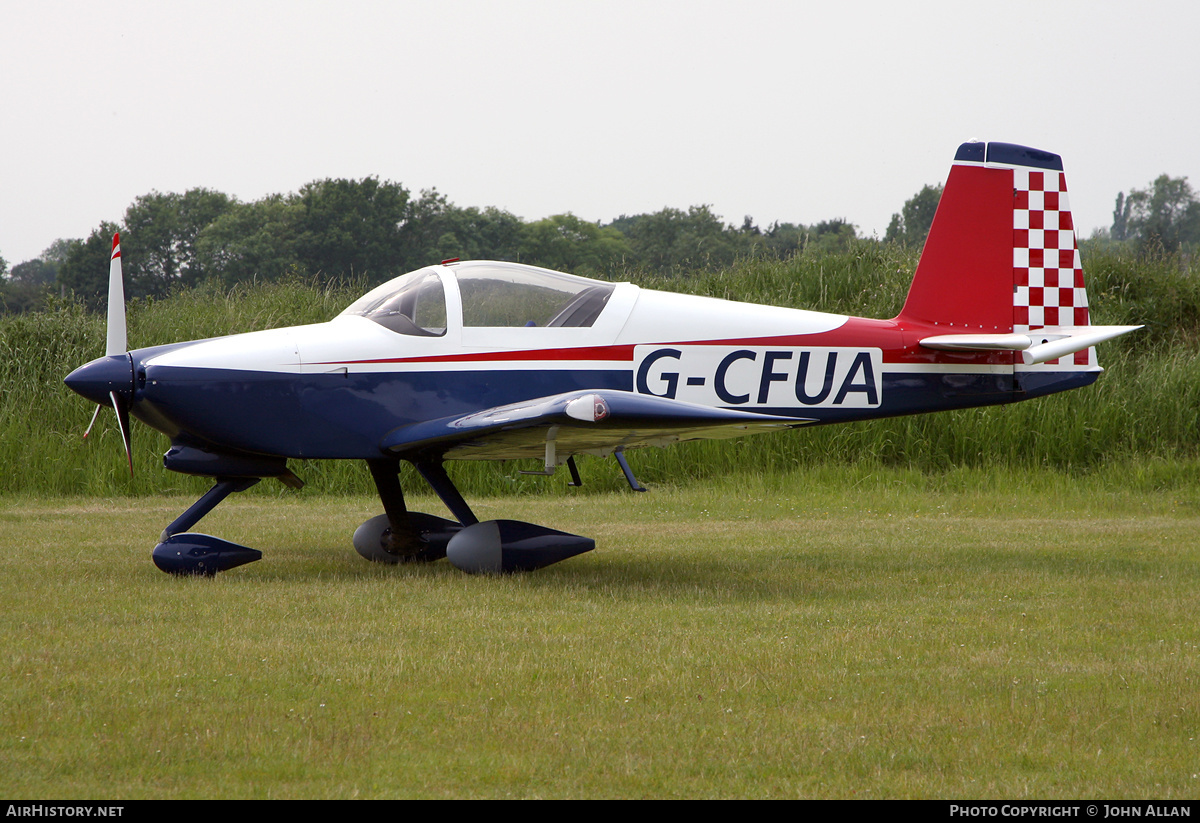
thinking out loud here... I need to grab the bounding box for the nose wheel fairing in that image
[153,533,262,576]
[151,477,263,576]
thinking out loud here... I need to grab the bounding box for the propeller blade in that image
[82,404,102,439]
[105,233,127,357]
[109,390,133,476]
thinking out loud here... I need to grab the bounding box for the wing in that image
[379,390,814,462]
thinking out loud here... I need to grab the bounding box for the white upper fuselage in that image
[125,260,1092,461]
[144,266,851,377]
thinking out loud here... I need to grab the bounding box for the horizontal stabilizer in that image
[919,333,1036,352]
[1019,325,1142,365]
[920,326,1142,363]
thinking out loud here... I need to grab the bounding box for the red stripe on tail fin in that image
[895,156,1015,332]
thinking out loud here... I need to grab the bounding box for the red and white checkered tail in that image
[898,142,1137,369]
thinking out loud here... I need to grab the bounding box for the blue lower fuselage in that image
[133,357,1097,461]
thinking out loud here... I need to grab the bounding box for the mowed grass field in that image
[3,466,1198,798]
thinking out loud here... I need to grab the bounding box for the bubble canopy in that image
[341,261,615,335]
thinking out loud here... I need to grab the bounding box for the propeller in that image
[65,233,135,475]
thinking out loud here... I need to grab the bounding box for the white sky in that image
[2,0,1198,265]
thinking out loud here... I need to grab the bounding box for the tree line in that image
[0,180,858,313]
[1105,175,1200,253]
[2,169,1197,313]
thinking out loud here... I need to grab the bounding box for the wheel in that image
[352,512,460,563]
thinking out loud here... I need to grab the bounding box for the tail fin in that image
[898,141,1136,367]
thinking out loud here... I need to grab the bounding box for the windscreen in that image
[341,269,447,336]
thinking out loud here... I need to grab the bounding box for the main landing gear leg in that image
[354,459,461,563]
[413,459,478,526]
[366,458,423,558]
[152,478,263,576]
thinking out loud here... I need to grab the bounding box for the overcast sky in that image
[2,0,1197,266]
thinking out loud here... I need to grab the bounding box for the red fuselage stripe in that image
[309,318,1014,369]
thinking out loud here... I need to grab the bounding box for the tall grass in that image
[1,246,1195,498]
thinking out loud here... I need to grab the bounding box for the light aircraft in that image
[65,141,1139,575]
